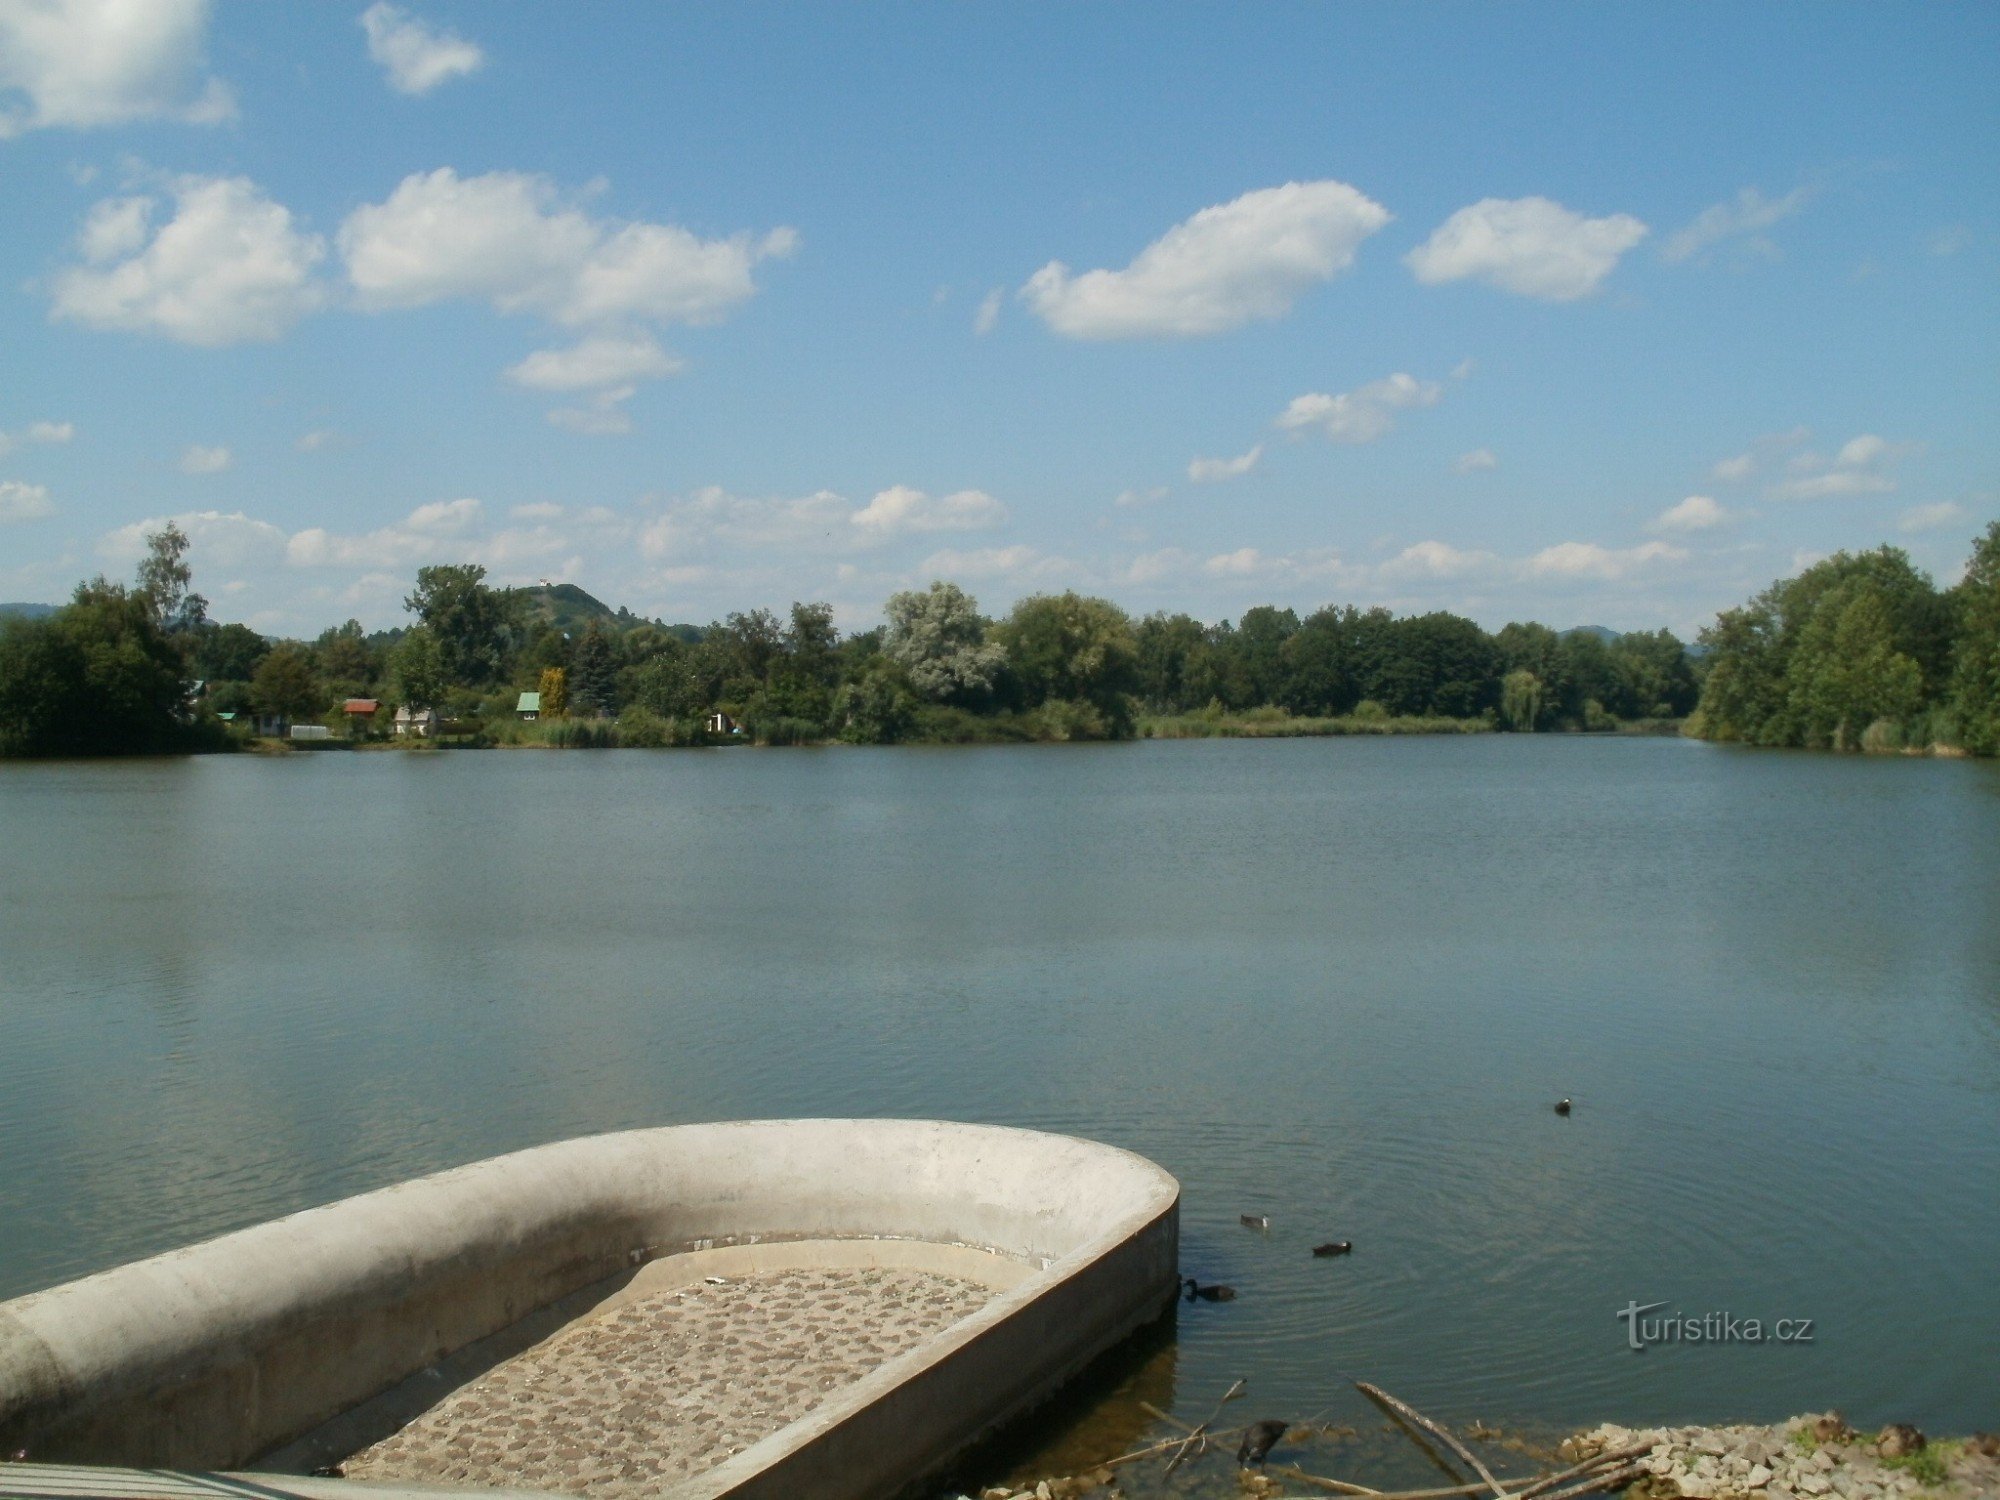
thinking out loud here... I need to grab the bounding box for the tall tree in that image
[538,666,569,720]
[996,592,1139,728]
[883,582,1006,703]
[1951,521,2000,755]
[0,581,192,756]
[250,643,325,724]
[570,619,618,716]
[404,564,518,686]
[389,625,448,710]
[136,522,208,636]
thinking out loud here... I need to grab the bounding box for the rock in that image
[1966,1432,2000,1459]
[1747,1464,1774,1488]
[1813,1416,1856,1445]
[1697,1432,1730,1457]
[1679,1477,1715,1498]
[1035,1482,1053,1500]
[1796,1474,1832,1496]
[1875,1424,1925,1459]
[1813,1449,1837,1471]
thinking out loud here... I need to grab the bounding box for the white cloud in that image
[1527,540,1687,580]
[1454,447,1498,474]
[1710,426,1811,483]
[973,287,1003,335]
[546,385,636,436]
[100,509,286,568]
[1652,495,1730,532]
[341,168,795,330]
[360,3,484,96]
[286,497,483,569]
[1898,501,1966,534]
[1276,372,1442,444]
[0,480,54,521]
[178,442,230,474]
[1187,444,1262,483]
[1021,179,1390,339]
[1406,196,1648,300]
[1661,186,1811,264]
[296,429,338,453]
[639,486,851,559]
[1376,540,1499,581]
[0,0,233,138]
[52,175,327,345]
[507,333,682,391]
[1114,486,1168,509]
[850,485,1007,539]
[1766,433,1909,501]
[510,501,565,522]
[27,419,74,443]
[917,544,1068,583]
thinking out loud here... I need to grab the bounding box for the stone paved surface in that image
[344,1266,991,1496]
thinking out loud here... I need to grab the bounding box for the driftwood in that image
[1163,1377,1246,1474]
[1356,1380,1509,1499]
[1532,1461,1647,1500]
[1513,1442,1655,1500]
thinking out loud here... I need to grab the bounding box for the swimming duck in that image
[1238,1419,1289,1468]
[1554,1098,1572,1115]
[1240,1213,1270,1230]
[1183,1277,1236,1302]
[1312,1240,1353,1257]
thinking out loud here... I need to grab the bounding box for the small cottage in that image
[394,705,440,738]
[516,691,541,721]
[343,698,379,735]
[704,710,737,736]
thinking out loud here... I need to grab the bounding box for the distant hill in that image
[1562,625,1622,644]
[514,583,703,641]
[0,602,58,620]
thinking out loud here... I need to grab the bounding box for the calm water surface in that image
[2,737,1997,1472]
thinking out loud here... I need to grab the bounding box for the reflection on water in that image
[2,737,1997,1477]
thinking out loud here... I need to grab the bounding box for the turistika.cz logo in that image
[1618,1301,1815,1350]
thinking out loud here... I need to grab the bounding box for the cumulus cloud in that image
[360,3,484,95]
[1662,186,1810,264]
[917,544,1068,583]
[973,287,1003,335]
[510,502,564,521]
[507,333,683,391]
[0,480,55,521]
[1526,540,1686,580]
[1276,372,1442,444]
[850,485,1007,538]
[52,175,327,345]
[1454,447,1498,474]
[1187,444,1262,482]
[286,496,484,568]
[0,0,233,138]
[341,168,795,330]
[99,508,287,569]
[1766,433,1910,500]
[0,419,74,456]
[1021,180,1390,339]
[1897,501,1966,534]
[1406,196,1647,300]
[1652,495,1730,532]
[1376,540,1500,581]
[1113,486,1169,509]
[178,442,230,474]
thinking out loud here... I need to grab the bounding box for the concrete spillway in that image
[0,1120,1181,1500]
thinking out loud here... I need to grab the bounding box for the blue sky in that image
[1,2,1994,637]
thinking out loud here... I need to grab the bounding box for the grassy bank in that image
[1139,707,1495,739]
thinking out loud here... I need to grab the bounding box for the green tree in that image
[883,582,1005,703]
[190,621,269,682]
[250,643,324,724]
[1951,521,2000,755]
[0,581,194,756]
[314,619,376,687]
[136,522,208,636]
[996,591,1139,732]
[389,625,448,710]
[570,619,618,716]
[833,661,917,743]
[1784,580,1924,748]
[1501,669,1545,732]
[538,665,569,720]
[1134,612,1210,712]
[404,564,519,686]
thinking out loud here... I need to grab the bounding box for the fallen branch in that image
[1356,1381,1509,1499]
[1163,1377,1246,1474]
[1511,1442,1655,1500]
[1530,1461,1647,1500]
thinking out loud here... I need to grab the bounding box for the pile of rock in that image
[1567,1414,2000,1500]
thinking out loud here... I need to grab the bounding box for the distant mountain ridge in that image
[0,602,59,620]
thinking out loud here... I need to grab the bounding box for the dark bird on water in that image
[1313,1240,1353,1256]
[1183,1277,1236,1302]
[1238,1419,1289,1468]
[1240,1213,1270,1230]
[1554,1098,1572,1115]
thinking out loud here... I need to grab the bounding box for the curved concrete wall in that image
[0,1120,1180,1498]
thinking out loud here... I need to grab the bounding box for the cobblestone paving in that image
[343,1266,992,1496]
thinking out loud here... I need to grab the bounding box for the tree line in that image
[3,520,1993,757]
[1688,521,2000,756]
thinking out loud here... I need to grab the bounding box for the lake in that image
[2,737,1996,1479]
